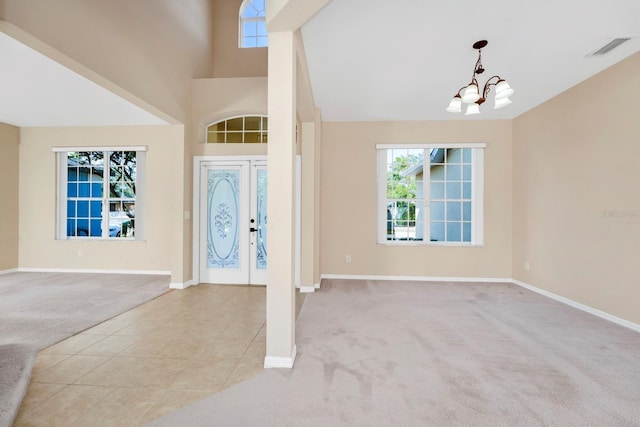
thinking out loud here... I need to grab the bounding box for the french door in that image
[199,160,267,285]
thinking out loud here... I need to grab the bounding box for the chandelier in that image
[446,40,514,115]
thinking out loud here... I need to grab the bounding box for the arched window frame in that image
[239,0,268,48]
[206,115,268,144]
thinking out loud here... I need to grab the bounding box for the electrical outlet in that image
[345,255,351,263]
[524,261,530,271]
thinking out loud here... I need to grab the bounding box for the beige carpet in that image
[148,279,640,426]
[0,271,169,427]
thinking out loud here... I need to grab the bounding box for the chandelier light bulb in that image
[464,103,481,115]
[494,80,514,100]
[446,95,462,113]
[461,83,480,104]
[446,40,513,115]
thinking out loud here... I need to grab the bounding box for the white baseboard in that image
[170,280,197,290]
[314,282,321,289]
[0,268,18,275]
[17,267,171,276]
[320,274,512,283]
[264,345,297,369]
[299,286,315,293]
[512,279,640,333]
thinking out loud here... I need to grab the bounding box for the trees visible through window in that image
[239,0,267,48]
[206,115,268,144]
[377,144,484,245]
[57,148,145,239]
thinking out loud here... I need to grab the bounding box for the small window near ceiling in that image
[206,115,268,144]
[239,0,268,48]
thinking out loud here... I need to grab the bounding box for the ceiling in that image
[0,32,167,127]
[1,0,638,126]
[301,0,640,121]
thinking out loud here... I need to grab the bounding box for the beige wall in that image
[513,52,640,324]
[191,77,268,156]
[321,120,513,278]
[18,126,185,283]
[211,0,268,78]
[1,0,214,123]
[0,122,19,270]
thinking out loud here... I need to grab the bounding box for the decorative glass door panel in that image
[207,169,240,269]
[250,164,268,284]
[200,163,249,285]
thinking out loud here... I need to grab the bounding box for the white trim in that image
[264,345,297,369]
[56,149,146,240]
[52,146,148,152]
[314,282,321,289]
[377,145,484,245]
[299,286,315,293]
[320,274,512,283]
[376,143,486,150]
[0,268,19,275]
[512,279,640,333]
[17,267,171,276]
[169,279,197,290]
[295,156,301,288]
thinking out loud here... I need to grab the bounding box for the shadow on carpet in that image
[0,272,169,427]
[148,279,640,427]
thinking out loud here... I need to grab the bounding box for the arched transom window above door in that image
[206,115,268,144]
[239,0,267,48]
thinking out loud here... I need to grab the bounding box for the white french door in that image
[199,160,267,285]
[195,156,300,286]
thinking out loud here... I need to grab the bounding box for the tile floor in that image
[14,284,305,426]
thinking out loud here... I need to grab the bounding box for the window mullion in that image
[423,149,431,242]
[103,151,110,238]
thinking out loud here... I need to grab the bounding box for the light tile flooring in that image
[15,284,305,426]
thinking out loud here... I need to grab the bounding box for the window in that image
[239,0,267,48]
[55,147,146,240]
[377,144,484,245]
[206,115,268,144]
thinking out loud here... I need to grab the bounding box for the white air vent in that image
[587,38,632,56]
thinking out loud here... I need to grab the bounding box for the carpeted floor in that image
[0,271,169,427]
[148,279,640,426]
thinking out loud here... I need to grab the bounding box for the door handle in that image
[250,227,258,232]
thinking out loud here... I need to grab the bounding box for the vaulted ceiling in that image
[301,0,640,121]
[1,0,638,126]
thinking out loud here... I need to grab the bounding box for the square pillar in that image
[265,30,297,368]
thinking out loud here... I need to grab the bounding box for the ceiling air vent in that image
[587,38,632,56]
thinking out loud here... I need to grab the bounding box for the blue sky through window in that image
[240,0,267,48]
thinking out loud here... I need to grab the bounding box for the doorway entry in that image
[193,156,300,286]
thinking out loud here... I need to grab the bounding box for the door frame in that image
[192,155,301,286]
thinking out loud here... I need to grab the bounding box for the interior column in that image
[300,108,322,292]
[265,30,297,368]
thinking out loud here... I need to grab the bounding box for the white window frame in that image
[376,143,485,246]
[53,146,146,240]
[205,114,268,144]
[238,0,268,48]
